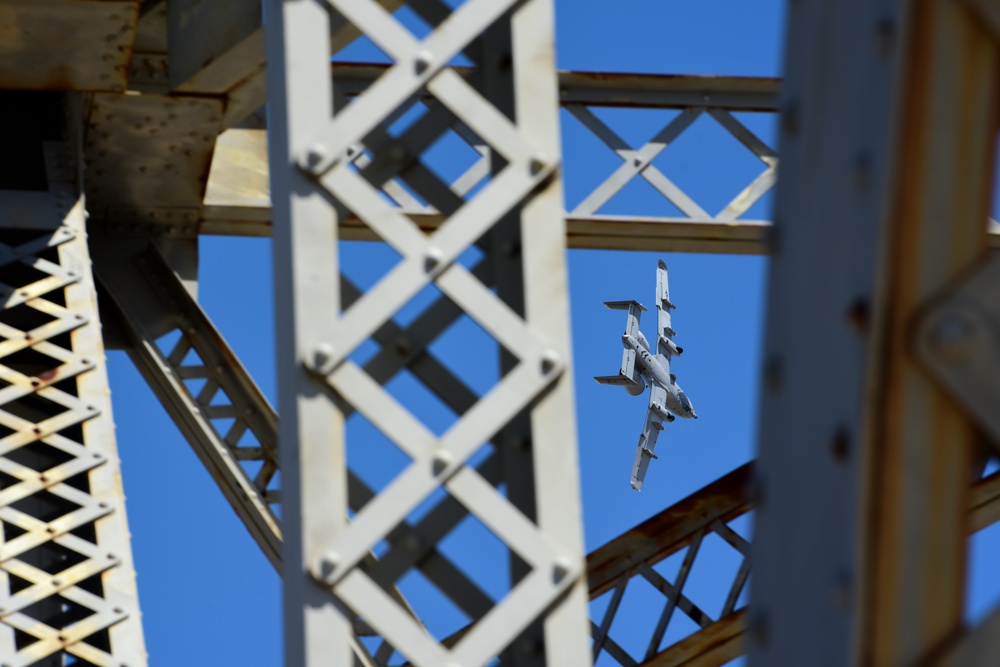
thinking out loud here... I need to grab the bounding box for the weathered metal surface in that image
[748,0,999,664]
[202,128,271,229]
[587,463,753,598]
[0,178,148,665]
[85,92,223,216]
[916,254,1000,448]
[587,456,1000,667]
[168,0,261,94]
[557,71,779,111]
[0,0,139,92]
[643,610,745,667]
[859,4,998,664]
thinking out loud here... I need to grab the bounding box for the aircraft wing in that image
[631,383,670,490]
[604,300,645,380]
[655,260,681,360]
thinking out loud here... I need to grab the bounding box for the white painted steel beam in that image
[0,141,148,666]
[264,0,589,664]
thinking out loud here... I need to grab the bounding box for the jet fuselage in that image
[623,333,696,419]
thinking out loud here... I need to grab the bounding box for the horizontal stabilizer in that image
[594,374,636,386]
[604,300,646,312]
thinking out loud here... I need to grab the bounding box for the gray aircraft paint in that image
[594,260,697,490]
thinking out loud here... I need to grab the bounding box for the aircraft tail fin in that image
[594,374,635,386]
[604,300,646,312]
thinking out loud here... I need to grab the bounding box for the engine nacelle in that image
[626,371,646,396]
[659,335,683,356]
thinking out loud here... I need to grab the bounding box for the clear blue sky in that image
[99,2,1000,665]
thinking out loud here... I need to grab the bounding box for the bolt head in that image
[431,449,453,475]
[309,342,336,375]
[540,349,561,376]
[552,555,574,583]
[315,552,339,584]
[424,246,444,272]
[414,51,433,74]
[529,154,548,175]
[304,144,328,174]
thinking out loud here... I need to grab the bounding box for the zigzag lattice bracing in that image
[0,193,146,667]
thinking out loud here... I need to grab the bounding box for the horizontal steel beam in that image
[197,69,1000,253]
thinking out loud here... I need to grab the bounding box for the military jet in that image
[595,260,697,491]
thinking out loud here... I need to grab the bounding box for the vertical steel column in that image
[0,129,147,664]
[751,1,998,665]
[264,1,589,666]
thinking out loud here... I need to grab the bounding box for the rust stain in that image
[34,367,60,385]
[587,462,753,597]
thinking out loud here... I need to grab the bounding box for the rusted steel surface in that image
[587,462,754,599]
[861,4,999,664]
[0,0,139,91]
[557,70,779,110]
[642,609,746,667]
[584,461,1000,667]
[328,63,780,110]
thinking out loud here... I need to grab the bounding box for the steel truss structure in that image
[0,0,998,666]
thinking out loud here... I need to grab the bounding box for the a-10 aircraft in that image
[595,260,697,491]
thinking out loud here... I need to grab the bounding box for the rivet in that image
[309,342,336,375]
[830,426,850,463]
[552,555,573,583]
[529,154,548,175]
[424,246,444,272]
[431,449,453,475]
[874,17,895,57]
[414,51,433,74]
[540,349,561,376]
[394,337,413,356]
[845,298,870,332]
[315,552,339,584]
[304,144,328,173]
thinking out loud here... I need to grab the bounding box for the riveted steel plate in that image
[0,0,138,91]
[84,92,223,216]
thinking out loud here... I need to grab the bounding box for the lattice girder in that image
[0,184,147,667]
[264,0,589,664]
